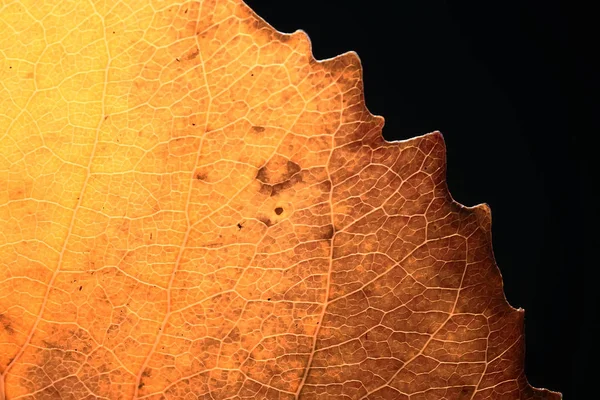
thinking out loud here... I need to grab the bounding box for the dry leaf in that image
[0,1,561,399]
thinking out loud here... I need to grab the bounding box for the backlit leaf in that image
[0,1,561,398]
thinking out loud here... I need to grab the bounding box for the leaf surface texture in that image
[0,1,561,399]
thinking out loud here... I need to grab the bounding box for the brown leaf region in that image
[0,0,561,399]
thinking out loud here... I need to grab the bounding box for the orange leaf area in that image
[0,1,561,399]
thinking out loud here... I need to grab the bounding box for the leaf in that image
[0,1,561,399]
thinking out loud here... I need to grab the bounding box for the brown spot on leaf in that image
[286,160,301,176]
[106,324,119,335]
[274,207,284,215]
[256,156,303,197]
[258,183,272,196]
[185,47,199,60]
[255,156,302,185]
[255,166,268,183]
[258,216,273,227]
[23,327,98,395]
[0,313,14,335]
[252,125,265,132]
[322,224,334,240]
[271,173,302,197]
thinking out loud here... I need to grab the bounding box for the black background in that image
[245,1,593,398]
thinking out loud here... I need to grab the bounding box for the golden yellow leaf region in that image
[0,0,561,399]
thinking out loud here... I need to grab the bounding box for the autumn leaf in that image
[0,1,561,399]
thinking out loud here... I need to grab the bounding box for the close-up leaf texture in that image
[0,0,562,399]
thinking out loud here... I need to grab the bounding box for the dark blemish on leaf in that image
[258,217,272,227]
[0,313,14,335]
[271,174,302,197]
[150,233,153,240]
[138,382,145,389]
[79,286,82,291]
[142,368,152,377]
[175,57,180,62]
[252,126,265,132]
[286,160,301,176]
[258,184,272,196]
[274,207,283,215]
[185,48,199,60]
[237,222,243,229]
[112,31,115,34]
[184,8,188,13]
[196,172,207,181]
[256,158,303,196]
[251,73,254,77]
[25,327,96,393]
[267,298,271,301]
[255,159,301,184]
[255,166,268,183]
[106,324,119,335]
[104,115,109,120]
[322,225,334,240]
